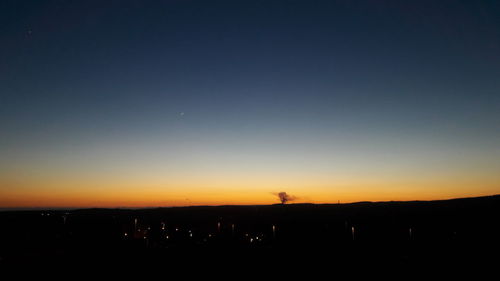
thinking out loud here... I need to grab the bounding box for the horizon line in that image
[1,193,499,212]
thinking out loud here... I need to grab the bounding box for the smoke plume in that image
[275,192,296,204]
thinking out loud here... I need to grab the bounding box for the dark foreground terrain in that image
[1,195,499,273]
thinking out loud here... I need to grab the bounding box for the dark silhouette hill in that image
[1,195,499,273]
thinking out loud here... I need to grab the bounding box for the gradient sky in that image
[1,0,500,208]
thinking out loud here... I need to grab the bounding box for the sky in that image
[1,0,499,208]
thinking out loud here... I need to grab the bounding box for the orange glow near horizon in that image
[1,176,498,208]
[1,126,499,209]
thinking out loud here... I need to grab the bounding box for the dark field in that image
[1,195,499,272]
